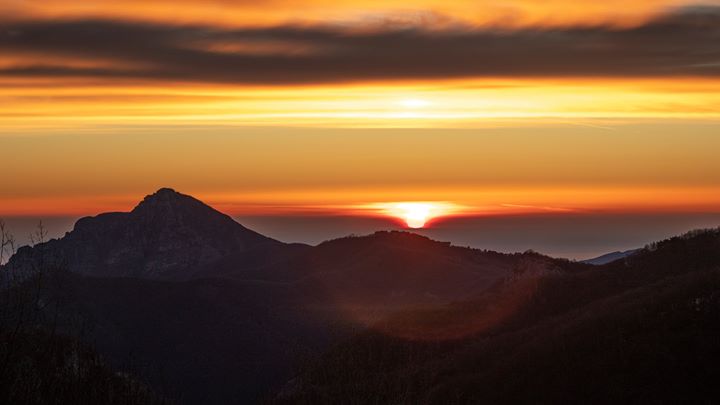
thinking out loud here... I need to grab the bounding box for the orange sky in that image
[1,0,719,220]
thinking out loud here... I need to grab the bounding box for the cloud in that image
[1,6,719,85]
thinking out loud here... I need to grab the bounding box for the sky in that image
[1,0,720,258]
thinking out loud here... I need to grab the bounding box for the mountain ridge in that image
[3,188,720,404]
[5,188,286,280]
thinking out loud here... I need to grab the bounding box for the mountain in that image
[9,188,716,404]
[2,188,545,403]
[582,248,639,265]
[4,188,560,292]
[5,188,297,280]
[276,228,720,404]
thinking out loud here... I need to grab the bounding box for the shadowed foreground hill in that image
[276,228,720,404]
[0,255,338,404]
[0,330,167,405]
[46,274,337,404]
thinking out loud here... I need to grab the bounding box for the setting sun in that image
[397,203,432,228]
[363,202,462,228]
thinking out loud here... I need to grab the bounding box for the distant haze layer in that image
[3,212,720,260]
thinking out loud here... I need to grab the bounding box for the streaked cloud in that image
[1,6,719,85]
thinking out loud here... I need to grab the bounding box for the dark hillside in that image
[277,229,720,404]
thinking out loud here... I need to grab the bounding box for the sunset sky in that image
[1,0,719,257]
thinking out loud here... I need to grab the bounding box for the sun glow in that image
[397,203,431,228]
[366,202,462,228]
[400,98,431,109]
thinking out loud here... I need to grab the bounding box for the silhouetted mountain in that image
[582,248,639,265]
[5,188,294,280]
[6,189,718,404]
[2,189,539,403]
[276,228,720,404]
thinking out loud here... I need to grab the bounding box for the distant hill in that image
[582,248,639,265]
[259,231,566,321]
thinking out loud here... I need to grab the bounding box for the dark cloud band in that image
[1,6,719,84]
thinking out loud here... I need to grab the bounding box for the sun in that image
[361,202,461,229]
[394,203,432,228]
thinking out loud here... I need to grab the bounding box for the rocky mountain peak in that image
[132,188,204,214]
[5,188,284,280]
